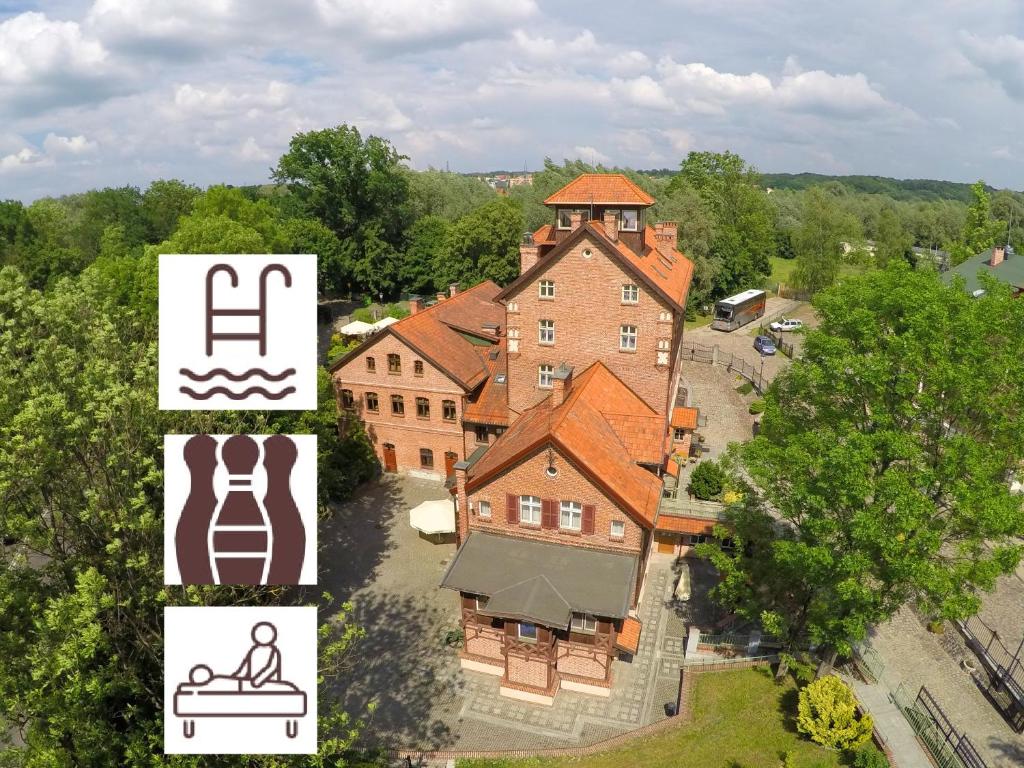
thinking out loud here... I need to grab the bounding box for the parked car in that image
[769,318,803,332]
[753,335,776,355]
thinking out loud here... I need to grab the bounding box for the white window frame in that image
[539,280,555,299]
[557,209,573,230]
[559,500,582,531]
[620,209,639,231]
[570,612,597,633]
[538,364,554,388]
[478,500,491,519]
[621,284,639,304]
[519,495,542,525]
[475,595,490,611]
[538,319,555,345]
[518,622,538,640]
[620,324,638,351]
[610,520,625,539]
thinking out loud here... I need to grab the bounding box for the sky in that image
[2,0,1024,200]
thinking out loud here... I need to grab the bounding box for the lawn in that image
[458,667,847,768]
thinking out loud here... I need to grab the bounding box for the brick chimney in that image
[454,460,470,547]
[449,282,460,297]
[520,232,540,275]
[991,245,1006,266]
[436,292,446,303]
[603,210,619,241]
[551,363,573,408]
[654,222,678,256]
[569,211,583,231]
[409,297,422,315]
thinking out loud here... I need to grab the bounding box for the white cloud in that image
[570,145,611,164]
[0,147,49,172]
[172,81,292,117]
[511,29,597,61]
[43,133,99,155]
[608,50,651,76]
[611,75,675,111]
[960,32,1024,100]
[237,136,270,162]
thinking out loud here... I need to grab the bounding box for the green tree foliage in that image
[401,215,451,295]
[407,170,495,221]
[873,205,913,268]
[0,256,377,765]
[141,179,200,242]
[688,459,726,500]
[437,197,523,288]
[668,151,775,300]
[703,264,1024,656]
[796,676,873,750]
[792,186,861,294]
[852,742,890,768]
[949,181,1004,266]
[272,124,412,297]
[284,217,346,296]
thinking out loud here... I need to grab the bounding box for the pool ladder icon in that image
[205,264,292,356]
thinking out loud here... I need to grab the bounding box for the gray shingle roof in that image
[944,247,1024,294]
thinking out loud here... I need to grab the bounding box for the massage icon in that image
[173,621,308,739]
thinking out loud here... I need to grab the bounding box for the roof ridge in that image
[392,279,499,330]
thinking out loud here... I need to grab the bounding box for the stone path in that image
[326,476,692,751]
[842,673,932,768]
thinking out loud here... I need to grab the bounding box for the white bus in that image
[711,289,767,332]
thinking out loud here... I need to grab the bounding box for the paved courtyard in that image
[322,475,695,751]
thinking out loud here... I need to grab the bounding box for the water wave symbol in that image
[179,367,296,382]
[179,385,297,401]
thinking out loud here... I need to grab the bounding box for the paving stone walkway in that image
[842,673,932,768]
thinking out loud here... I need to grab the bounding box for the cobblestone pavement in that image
[977,561,1024,653]
[865,606,1024,768]
[677,359,758,464]
[323,480,692,751]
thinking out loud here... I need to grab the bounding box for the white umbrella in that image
[338,320,374,336]
[409,498,456,535]
[371,316,399,331]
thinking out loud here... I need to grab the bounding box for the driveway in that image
[322,475,695,751]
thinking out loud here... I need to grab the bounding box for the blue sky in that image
[2,0,1024,200]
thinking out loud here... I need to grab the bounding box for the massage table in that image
[173,678,308,739]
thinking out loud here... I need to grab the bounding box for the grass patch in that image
[457,668,846,768]
[736,380,754,395]
[685,312,714,331]
[768,256,799,289]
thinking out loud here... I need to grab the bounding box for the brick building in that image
[334,174,716,704]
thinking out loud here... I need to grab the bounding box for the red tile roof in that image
[533,224,556,245]
[330,281,503,392]
[615,617,642,655]
[656,516,716,535]
[463,338,515,427]
[544,174,655,207]
[672,407,699,431]
[466,362,664,528]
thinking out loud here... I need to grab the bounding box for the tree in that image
[272,124,412,297]
[701,264,1024,662]
[949,181,1004,266]
[792,186,861,295]
[873,204,913,268]
[406,169,495,221]
[796,676,873,750]
[0,257,377,765]
[668,151,775,299]
[436,197,523,289]
[141,179,200,242]
[688,459,726,500]
[284,217,347,296]
[400,215,451,295]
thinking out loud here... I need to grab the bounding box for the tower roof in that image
[543,173,655,207]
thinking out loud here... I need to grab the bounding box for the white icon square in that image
[164,606,318,754]
[164,435,317,586]
[158,254,317,410]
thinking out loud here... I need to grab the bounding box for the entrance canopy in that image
[409,499,456,535]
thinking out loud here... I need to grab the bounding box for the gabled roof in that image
[330,281,503,391]
[543,173,655,207]
[497,221,693,311]
[465,362,665,527]
[463,337,516,427]
[943,247,1024,294]
[672,406,699,431]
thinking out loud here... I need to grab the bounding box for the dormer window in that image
[557,209,586,230]
[620,209,639,231]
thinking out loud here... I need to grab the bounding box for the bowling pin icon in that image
[175,435,306,585]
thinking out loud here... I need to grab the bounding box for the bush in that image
[749,399,765,415]
[383,302,409,320]
[736,380,753,395]
[352,307,374,323]
[689,459,726,500]
[796,675,873,750]
[852,742,889,768]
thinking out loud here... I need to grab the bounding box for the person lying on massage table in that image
[184,621,297,692]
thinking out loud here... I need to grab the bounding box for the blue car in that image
[753,335,776,355]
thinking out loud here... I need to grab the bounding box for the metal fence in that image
[892,684,990,768]
[853,642,885,684]
[698,632,749,648]
[957,615,1024,731]
[681,341,768,393]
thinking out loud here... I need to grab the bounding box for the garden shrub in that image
[852,742,889,768]
[796,675,873,750]
[749,399,765,415]
[689,459,726,500]
[736,380,753,395]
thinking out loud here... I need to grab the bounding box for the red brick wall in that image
[466,444,645,555]
[505,230,680,418]
[557,641,610,680]
[333,332,466,476]
[506,655,549,689]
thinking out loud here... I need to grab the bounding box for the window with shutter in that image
[582,504,596,534]
[506,493,518,523]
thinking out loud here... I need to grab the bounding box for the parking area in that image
[321,475,700,752]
